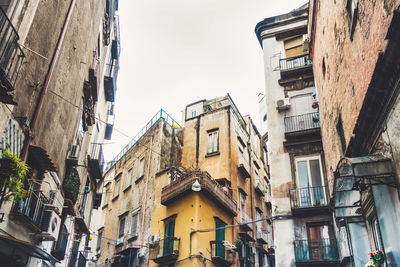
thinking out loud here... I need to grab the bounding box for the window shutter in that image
[208,133,213,154]
[213,131,218,152]
[131,213,138,236]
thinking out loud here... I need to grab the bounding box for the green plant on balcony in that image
[0,149,30,208]
[62,167,80,204]
[313,200,321,206]
[235,238,243,246]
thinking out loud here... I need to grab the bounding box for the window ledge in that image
[115,242,123,248]
[123,185,132,192]
[135,175,144,184]
[111,195,119,202]
[127,235,138,243]
[102,204,108,210]
[205,151,220,158]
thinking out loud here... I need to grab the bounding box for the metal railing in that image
[294,238,338,262]
[284,112,320,133]
[161,168,237,216]
[280,54,311,71]
[149,237,180,261]
[290,186,328,209]
[13,191,48,227]
[89,143,104,173]
[210,241,234,263]
[0,7,25,91]
[105,109,180,171]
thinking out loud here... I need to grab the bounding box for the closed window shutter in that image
[131,213,138,236]
[213,131,218,152]
[208,133,213,154]
[119,217,125,238]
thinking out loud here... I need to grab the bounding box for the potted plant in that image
[365,250,384,267]
[62,167,80,204]
[235,238,243,246]
[0,149,30,208]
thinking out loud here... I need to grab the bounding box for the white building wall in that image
[261,33,295,267]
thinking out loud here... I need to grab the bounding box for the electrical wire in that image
[47,88,164,159]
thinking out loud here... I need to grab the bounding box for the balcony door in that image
[307,223,334,261]
[295,155,326,207]
[215,220,226,258]
[163,219,175,256]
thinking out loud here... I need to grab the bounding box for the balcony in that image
[149,237,180,265]
[294,238,339,266]
[104,61,118,102]
[105,104,115,140]
[254,178,265,197]
[87,144,104,180]
[238,155,250,179]
[239,213,253,232]
[210,241,234,266]
[256,228,268,245]
[279,54,312,80]
[284,112,320,139]
[161,169,237,216]
[289,186,330,216]
[0,7,25,105]
[11,191,48,233]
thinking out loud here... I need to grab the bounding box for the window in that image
[118,216,126,244]
[163,218,176,256]
[97,228,103,252]
[131,212,139,237]
[138,157,145,179]
[306,223,333,261]
[124,166,133,189]
[207,129,219,154]
[113,178,121,199]
[295,155,326,207]
[215,219,226,257]
[284,36,307,58]
[346,0,358,40]
[103,184,110,207]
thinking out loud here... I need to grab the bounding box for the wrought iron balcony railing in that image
[149,237,180,265]
[210,241,234,266]
[12,191,48,231]
[88,143,104,180]
[0,7,25,96]
[294,238,339,262]
[284,112,320,134]
[280,54,312,71]
[161,169,238,216]
[290,186,329,210]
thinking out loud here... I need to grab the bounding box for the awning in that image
[0,234,59,263]
[28,145,57,171]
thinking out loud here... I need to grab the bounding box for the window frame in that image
[130,210,140,238]
[113,178,121,200]
[294,155,325,188]
[137,157,145,179]
[117,215,126,244]
[124,165,134,190]
[207,129,219,155]
[96,228,103,252]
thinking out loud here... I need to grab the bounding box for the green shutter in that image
[215,220,226,258]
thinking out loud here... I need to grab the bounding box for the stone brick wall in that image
[310,0,400,186]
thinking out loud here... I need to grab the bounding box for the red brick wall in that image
[309,0,400,188]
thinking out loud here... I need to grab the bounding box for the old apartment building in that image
[0,0,120,266]
[92,95,274,267]
[309,0,400,266]
[255,4,337,267]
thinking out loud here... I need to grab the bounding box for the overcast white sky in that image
[104,0,307,163]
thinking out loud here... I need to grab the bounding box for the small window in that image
[113,179,121,199]
[191,110,196,117]
[118,216,126,243]
[131,212,139,237]
[138,157,145,178]
[97,229,103,252]
[346,0,358,40]
[124,166,133,189]
[207,130,219,154]
[103,184,110,207]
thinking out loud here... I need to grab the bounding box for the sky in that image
[104,0,307,163]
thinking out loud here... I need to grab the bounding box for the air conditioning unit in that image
[67,145,80,164]
[276,98,291,111]
[39,210,61,241]
[150,233,160,244]
[138,247,147,258]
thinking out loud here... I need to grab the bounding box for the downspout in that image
[138,135,153,267]
[232,218,236,267]
[20,0,77,159]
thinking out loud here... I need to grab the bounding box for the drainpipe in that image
[138,135,153,267]
[232,218,236,267]
[20,0,77,159]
